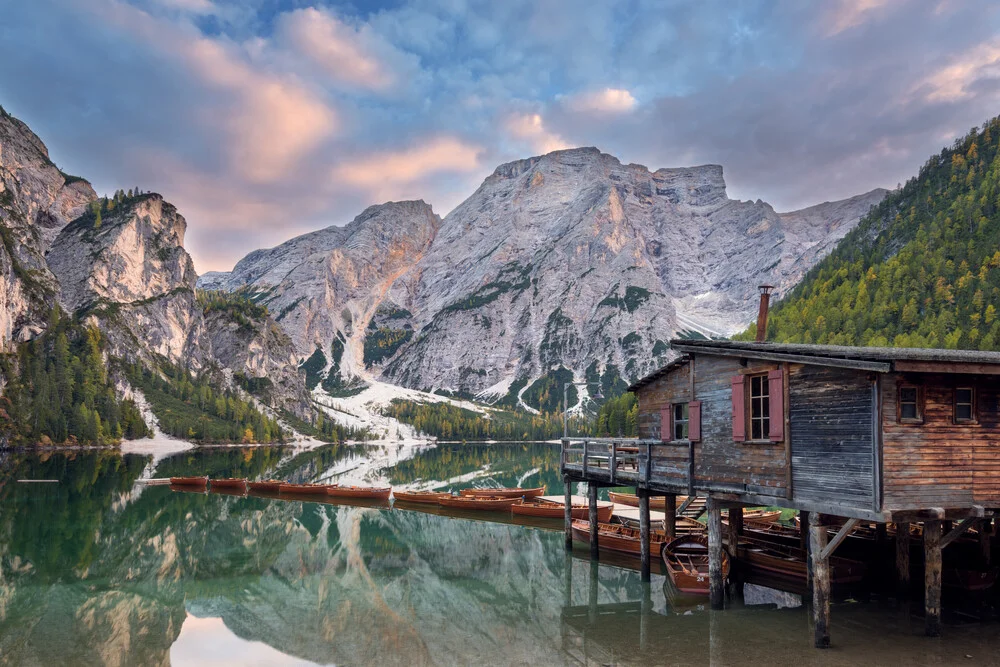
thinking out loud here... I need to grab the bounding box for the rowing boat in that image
[459,486,545,499]
[608,492,688,511]
[512,499,613,521]
[170,476,208,487]
[248,480,282,492]
[211,478,248,491]
[393,490,452,504]
[326,485,391,500]
[615,514,706,535]
[738,536,866,584]
[438,495,522,511]
[661,534,729,595]
[278,483,334,495]
[570,519,673,556]
[741,510,782,523]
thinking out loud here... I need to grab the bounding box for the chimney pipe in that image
[756,285,774,343]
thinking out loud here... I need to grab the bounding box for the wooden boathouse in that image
[561,334,1000,647]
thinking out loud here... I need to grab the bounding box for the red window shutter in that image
[688,400,701,442]
[768,369,785,442]
[660,407,671,441]
[731,376,746,441]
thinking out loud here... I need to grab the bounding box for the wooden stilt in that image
[588,484,600,560]
[664,494,677,538]
[979,518,992,565]
[896,521,911,597]
[563,476,573,551]
[707,497,724,610]
[924,520,942,637]
[801,511,813,597]
[638,489,651,581]
[726,507,743,558]
[809,512,831,649]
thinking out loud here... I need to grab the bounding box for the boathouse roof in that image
[628,339,1000,391]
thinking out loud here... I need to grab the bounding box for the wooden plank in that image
[820,518,860,560]
[671,343,892,372]
[940,517,980,549]
[894,360,1000,375]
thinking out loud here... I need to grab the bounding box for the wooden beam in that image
[809,512,832,648]
[820,518,860,560]
[564,476,573,551]
[940,517,979,549]
[670,343,892,372]
[707,498,724,610]
[639,489,651,582]
[894,360,1000,375]
[588,485,600,560]
[890,506,985,523]
[664,494,677,539]
[924,520,943,637]
[727,507,743,558]
[896,521,911,597]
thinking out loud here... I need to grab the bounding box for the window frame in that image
[672,401,689,441]
[897,384,924,424]
[746,372,771,442]
[953,386,977,424]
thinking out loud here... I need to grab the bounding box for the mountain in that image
[0,106,95,349]
[0,107,311,446]
[750,116,1000,350]
[205,147,885,406]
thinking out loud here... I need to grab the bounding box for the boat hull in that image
[661,534,730,595]
[608,492,688,511]
[512,500,613,521]
[393,491,451,504]
[459,487,545,499]
[278,483,333,495]
[170,476,208,487]
[326,486,391,500]
[211,478,248,490]
[438,496,522,511]
[248,481,282,492]
[570,520,672,556]
[738,537,865,584]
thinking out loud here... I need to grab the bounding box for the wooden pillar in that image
[664,494,677,539]
[707,497,724,610]
[638,489,651,581]
[563,552,573,606]
[726,507,743,558]
[979,518,992,566]
[809,512,831,649]
[563,476,573,551]
[588,559,599,625]
[799,511,810,549]
[588,484,600,560]
[895,521,911,597]
[924,520,942,637]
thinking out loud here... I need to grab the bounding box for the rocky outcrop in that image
[207,147,885,402]
[0,106,95,348]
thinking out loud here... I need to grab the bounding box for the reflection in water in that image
[1,446,999,666]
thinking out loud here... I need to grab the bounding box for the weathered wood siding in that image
[788,365,875,510]
[636,356,788,495]
[882,375,1000,510]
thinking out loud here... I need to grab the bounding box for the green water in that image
[1,445,999,666]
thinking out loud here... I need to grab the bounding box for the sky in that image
[2,0,1000,272]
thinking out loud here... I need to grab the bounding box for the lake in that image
[2,443,999,666]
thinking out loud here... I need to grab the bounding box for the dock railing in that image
[562,438,693,489]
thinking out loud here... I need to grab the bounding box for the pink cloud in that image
[564,88,637,114]
[332,136,482,190]
[504,113,570,154]
[911,39,1000,103]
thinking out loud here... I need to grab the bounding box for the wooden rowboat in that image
[326,485,391,500]
[170,476,208,487]
[615,515,706,535]
[393,490,452,504]
[570,520,673,557]
[741,510,782,523]
[459,486,545,499]
[661,534,730,595]
[738,536,866,584]
[211,478,248,490]
[278,483,334,495]
[608,492,687,511]
[438,495,522,511]
[248,480,282,492]
[512,499,613,521]
[944,567,998,591]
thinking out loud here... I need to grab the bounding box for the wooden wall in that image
[788,365,875,510]
[882,374,1000,510]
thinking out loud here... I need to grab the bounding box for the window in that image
[954,387,976,423]
[898,386,921,423]
[749,374,770,440]
[673,402,689,440]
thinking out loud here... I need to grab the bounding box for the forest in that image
[125,360,284,444]
[0,309,150,446]
[745,115,1000,349]
[383,391,638,441]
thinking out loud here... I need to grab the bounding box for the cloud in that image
[275,7,396,91]
[823,0,901,36]
[333,137,482,189]
[504,113,570,154]
[912,40,1000,103]
[564,88,637,114]
[152,0,216,15]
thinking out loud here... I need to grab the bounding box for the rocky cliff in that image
[205,147,885,405]
[0,107,95,349]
